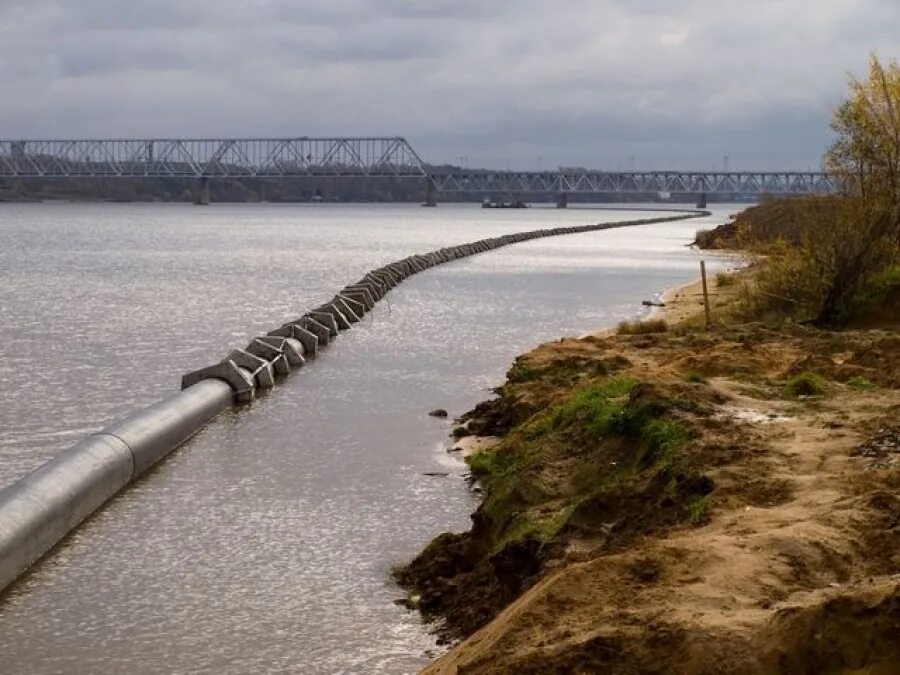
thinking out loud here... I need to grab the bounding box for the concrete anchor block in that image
[355,282,380,305]
[270,353,290,376]
[300,316,331,345]
[388,263,408,280]
[181,360,255,403]
[339,293,368,316]
[247,339,291,376]
[362,274,386,297]
[226,349,275,389]
[381,267,400,284]
[365,271,388,290]
[381,269,399,286]
[286,325,318,356]
[315,303,352,330]
[330,296,360,323]
[258,336,305,367]
[371,269,396,288]
[342,292,371,313]
[342,286,375,310]
[246,338,281,360]
[265,324,294,339]
[334,295,364,322]
[307,312,339,337]
[347,286,377,307]
[361,282,384,302]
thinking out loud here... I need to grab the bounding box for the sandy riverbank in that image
[398,265,900,674]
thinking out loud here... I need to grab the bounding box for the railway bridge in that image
[0,137,835,205]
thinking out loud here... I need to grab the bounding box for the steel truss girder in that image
[0,137,835,195]
[0,137,430,179]
[430,170,835,195]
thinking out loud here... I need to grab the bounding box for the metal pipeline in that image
[0,378,233,592]
[0,210,710,595]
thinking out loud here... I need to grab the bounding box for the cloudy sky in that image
[0,0,897,170]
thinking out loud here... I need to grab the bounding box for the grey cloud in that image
[0,0,897,169]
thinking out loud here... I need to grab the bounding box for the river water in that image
[0,202,738,673]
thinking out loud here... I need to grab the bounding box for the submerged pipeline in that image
[0,210,708,594]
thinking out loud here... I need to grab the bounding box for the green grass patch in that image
[507,362,544,383]
[784,371,828,398]
[551,377,636,438]
[846,376,876,391]
[466,447,519,484]
[683,370,707,383]
[469,376,700,559]
[685,495,710,525]
[639,419,689,469]
[522,411,554,440]
[491,505,577,554]
[853,265,900,310]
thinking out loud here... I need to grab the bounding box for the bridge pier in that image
[193,177,211,206]
[696,192,707,209]
[422,178,437,207]
[556,192,568,209]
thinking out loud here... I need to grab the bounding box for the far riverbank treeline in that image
[0,171,745,205]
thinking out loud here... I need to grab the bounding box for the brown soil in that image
[400,271,900,674]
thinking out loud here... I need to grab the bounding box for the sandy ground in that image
[451,435,500,458]
[659,277,709,324]
[418,271,900,674]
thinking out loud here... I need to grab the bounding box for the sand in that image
[415,270,900,674]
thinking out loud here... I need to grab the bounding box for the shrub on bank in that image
[698,57,900,327]
[846,376,876,391]
[716,272,735,287]
[617,318,668,335]
[784,371,828,398]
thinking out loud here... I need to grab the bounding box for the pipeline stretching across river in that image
[0,210,709,594]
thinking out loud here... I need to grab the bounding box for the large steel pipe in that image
[0,378,233,592]
[0,435,133,593]
[105,379,234,476]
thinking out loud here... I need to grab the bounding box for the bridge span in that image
[0,136,835,200]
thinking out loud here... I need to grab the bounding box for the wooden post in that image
[700,260,712,329]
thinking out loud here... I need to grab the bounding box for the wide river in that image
[0,202,737,673]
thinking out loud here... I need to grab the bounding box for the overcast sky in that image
[1,0,897,170]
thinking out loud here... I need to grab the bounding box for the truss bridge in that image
[0,136,835,202]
